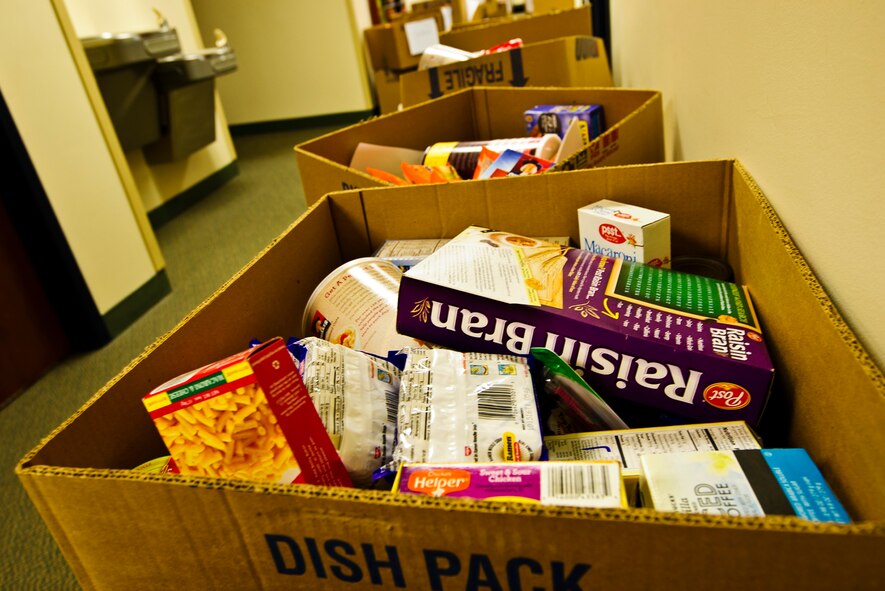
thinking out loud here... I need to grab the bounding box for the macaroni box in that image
[17,161,885,590]
[143,338,352,487]
[578,199,672,267]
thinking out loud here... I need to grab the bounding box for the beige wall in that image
[611,1,885,368]
[190,0,373,125]
[66,0,237,212]
[0,1,159,315]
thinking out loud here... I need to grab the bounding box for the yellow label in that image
[144,392,172,412]
[222,361,253,383]
[502,431,521,462]
[423,141,459,168]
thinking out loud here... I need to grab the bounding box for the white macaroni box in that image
[578,199,671,267]
[544,421,761,505]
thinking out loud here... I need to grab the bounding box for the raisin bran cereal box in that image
[396,226,775,427]
[143,337,352,487]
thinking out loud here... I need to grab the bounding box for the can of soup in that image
[303,258,423,357]
[423,134,561,180]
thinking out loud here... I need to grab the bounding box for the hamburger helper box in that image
[396,226,775,427]
[16,161,885,590]
[294,86,664,206]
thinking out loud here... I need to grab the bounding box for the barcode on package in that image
[477,385,517,420]
[541,463,623,508]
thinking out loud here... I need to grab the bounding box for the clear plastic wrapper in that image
[291,337,401,487]
[392,348,542,467]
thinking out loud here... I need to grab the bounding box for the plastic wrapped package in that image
[291,337,400,486]
[393,348,542,466]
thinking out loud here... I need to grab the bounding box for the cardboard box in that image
[372,67,410,114]
[294,86,664,206]
[364,10,445,71]
[440,5,593,52]
[399,36,612,107]
[529,0,576,15]
[17,161,885,589]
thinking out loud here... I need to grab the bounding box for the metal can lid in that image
[301,257,403,337]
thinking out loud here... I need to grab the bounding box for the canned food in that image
[423,134,561,180]
[303,258,423,357]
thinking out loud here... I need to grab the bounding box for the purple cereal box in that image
[397,226,775,427]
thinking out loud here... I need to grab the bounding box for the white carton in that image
[578,199,671,267]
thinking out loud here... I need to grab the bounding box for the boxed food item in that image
[578,199,671,267]
[375,238,452,270]
[544,421,761,503]
[399,36,612,107]
[17,161,884,589]
[639,448,852,524]
[524,103,606,139]
[396,226,775,428]
[394,461,627,508]
[142,337,352,487]
[295,86,664,206]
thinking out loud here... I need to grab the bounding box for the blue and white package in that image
[639,448,851,523]
[524,104,605,140]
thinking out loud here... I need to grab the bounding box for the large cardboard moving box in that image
[364,10,445,71]
[440,5,593,52]
[18,160,885,589]
[295,86,664,206]
[399,36,612,107]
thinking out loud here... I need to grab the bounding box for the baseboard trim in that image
[148,160,240,229]
[228,110,374,136]
[102,269,172,338]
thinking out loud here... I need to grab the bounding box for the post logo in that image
[703,383,751,410]
[599,223,626,244]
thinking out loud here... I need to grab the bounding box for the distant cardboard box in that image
[364,10,445,71]
[399,36,612,107]
[17,160,885,589]
[440,4,592,52]
[372,67,410,114]
[294,86,664,206]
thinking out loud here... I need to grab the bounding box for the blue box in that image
[524,104,605,140]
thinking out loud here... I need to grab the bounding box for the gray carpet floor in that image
[1,125,342,589]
